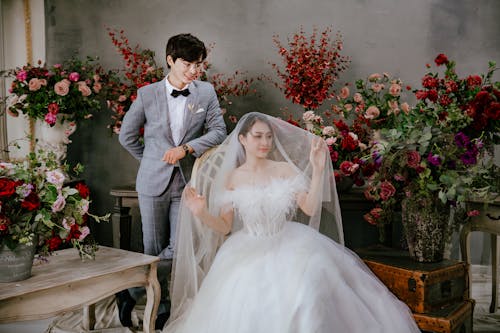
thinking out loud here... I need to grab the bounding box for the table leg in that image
[460,223,472,299]
[111,197,132,250]
[490,234,498,313]
[82,304,96,331]
[143,262,161,333]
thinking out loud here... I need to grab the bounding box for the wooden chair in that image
[460,199,500,313]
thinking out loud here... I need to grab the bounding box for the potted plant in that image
[0,149,109,281]
[364,54,499,262]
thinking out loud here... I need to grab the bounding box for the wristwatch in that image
[181,144,191,155]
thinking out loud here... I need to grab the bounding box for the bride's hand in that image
[310,137,326,173]
[183,186,207,217]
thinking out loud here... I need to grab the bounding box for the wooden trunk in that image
[356,246,469,313]
[413,299,474,333]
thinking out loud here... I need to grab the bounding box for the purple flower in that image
[427,152,442,166]
[454,132,470,148]
[460,151,477,165]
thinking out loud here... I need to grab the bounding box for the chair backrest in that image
[190,146,225,195]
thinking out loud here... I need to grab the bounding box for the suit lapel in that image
[179,82,198,143]
[156,78,175,145]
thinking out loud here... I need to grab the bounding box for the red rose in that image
[0,214,11,233]
[473,90,492,106]
[333,119,349,132]
[379,181,396,201]
[21,192,41,211]
[466,75,482,88]
[341,134,358,152]
[0,178,16,198]
[75,182,90,199]
[427,89,438,102]
[434,54,449,66]
[340,161,358,176]
[47,236,63,251]
[406,151,421,169]
[422,75,439,89]
[415,90,427,100]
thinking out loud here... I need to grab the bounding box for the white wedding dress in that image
[164,176,420,333]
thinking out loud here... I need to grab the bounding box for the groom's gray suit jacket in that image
[119,78,227,196]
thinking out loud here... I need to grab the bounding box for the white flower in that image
[302,110,316,122]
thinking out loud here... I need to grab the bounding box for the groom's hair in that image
[165,33,207,68]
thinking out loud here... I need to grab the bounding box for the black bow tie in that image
[171,88,190,98]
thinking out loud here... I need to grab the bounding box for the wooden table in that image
[0,246,160,333]
[460,199,500,313]
[110,184,138,250]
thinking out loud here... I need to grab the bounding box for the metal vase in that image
[401,196,450,263]
[0,242,36,282]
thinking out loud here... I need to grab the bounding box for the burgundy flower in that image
[406,151,421,169]
[21,192,41,211]
[46,236,63,251]
[434,53,449,66]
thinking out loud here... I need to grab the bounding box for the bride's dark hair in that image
[237,112,274,137]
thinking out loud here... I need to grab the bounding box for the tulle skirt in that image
[164,222,420,333]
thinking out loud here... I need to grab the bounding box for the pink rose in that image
[379,181,396,201]
[44,112,57,125]
[353,93,363,103]
[16,70,28,81]
[93,82,102,93]
[339,86,350,99]
[28,78,42,91]
[78,226,90,241]
[371,83,384,93]
[387,100,399,114]
[54,80,70,96]
[368,73,382,82]
[325,137,336,146]
[389,83,401,96]
[401,102,410,114]
[118,95,127,102]
[39,79,47,86]
[365,106,380,119]
[344,103,353,111]
[68,72,80,82]
[51,194,66,213]
[77,82,92,97]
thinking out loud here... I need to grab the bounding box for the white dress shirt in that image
[165,76,190,145]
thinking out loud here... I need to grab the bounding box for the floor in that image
[0,265,499,333]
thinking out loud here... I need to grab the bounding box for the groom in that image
[118,33,227,329]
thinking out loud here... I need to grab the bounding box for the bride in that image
[162,112,420,332]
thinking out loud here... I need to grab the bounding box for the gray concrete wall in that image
[44,0,500,253]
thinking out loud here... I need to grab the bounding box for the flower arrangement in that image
[2,57,104,125]
[271,26,350,110]
[333,73,410,131]
[297,110,376,188]
[0,149,109,259]
[102,28,165,135]
[102,29,256,134]
[363,54,499,238]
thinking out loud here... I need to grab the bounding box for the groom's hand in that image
[162,147,186,164]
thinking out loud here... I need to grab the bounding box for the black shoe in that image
[155,312,169,330]
[115,290,136,327]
